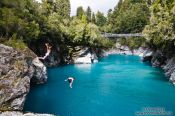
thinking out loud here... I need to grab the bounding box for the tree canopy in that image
[143,0,175,50]
[107,0,149,33]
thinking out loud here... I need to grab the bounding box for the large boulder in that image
[142,49,153,62]
[43,47,61,67]
[0,44,47,111]
[73,47,98,64]
[32,58,47,84]
[151,50,165,67]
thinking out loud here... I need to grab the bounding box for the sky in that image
[35,0,119,16]
[70,0,119,16]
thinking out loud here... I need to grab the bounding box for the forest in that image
[0,0,175,59]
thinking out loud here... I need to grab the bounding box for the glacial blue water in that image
[24,55,175,116]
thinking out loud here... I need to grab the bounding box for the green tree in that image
[96,11,107,27]
[54,0,70,19]
[76,6,85,19]
[143,0,175,49]
[81,14,88,24]
[0,0,40,41]
[115,0,123,10]
[91,13,96,24]
[108,0,149,33]
[68,18,113,48]
[86,6,92,22]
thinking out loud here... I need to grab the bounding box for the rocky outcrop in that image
[73,47,98,64]
[103,43,145,57]
[142,49,153,62]
[32,43,61,67]
[0,44,48,111]
[162,57,175,84]
[151,50,165,67]
[0,111,54,116]
[32,58,47,84]
[43,47,61,67]
[0,44,32,111]
[142,49,175,85]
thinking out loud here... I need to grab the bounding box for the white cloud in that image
[70,0,119,16]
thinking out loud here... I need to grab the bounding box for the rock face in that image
[32,58,47,84]
[151,50,165,67]
[103,43,145,57]
[0,111,55,116]
[142,49,175,85]
[43,47,61,67]
[0,44,48,111]
[142,49,153,62]
[33,43,61,67]
[162,57,175,84]
[73,47,98,64]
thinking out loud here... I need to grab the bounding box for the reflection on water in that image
[74,64,92,73]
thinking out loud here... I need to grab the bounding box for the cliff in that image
[0,44,47,111]
[72,47,98,64]
[143,49,175,85]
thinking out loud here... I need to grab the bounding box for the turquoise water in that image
[24,55,175,116]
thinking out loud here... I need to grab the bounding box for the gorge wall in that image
[0,44,48,113]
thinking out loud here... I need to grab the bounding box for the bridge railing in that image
[101,33,143,38]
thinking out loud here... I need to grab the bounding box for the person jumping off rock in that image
[38,43,52,60]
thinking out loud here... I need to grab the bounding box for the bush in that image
[3,38,27,50]
[118,37,146,50]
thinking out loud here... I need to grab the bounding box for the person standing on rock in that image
[65,77,75,88]
[38,43,52,60]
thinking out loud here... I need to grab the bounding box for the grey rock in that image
[103,44,146,56]
[142,49,153,62]
[32,58,47,84]
[151,50,165,67]
[162,56,175,84]
[170,71,175,84]
[0,44,48,111]
[0,111,55,116]
[73,47,98,64]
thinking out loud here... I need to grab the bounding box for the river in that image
[24,55,175,116]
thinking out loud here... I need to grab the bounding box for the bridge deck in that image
[102,33,143,38]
